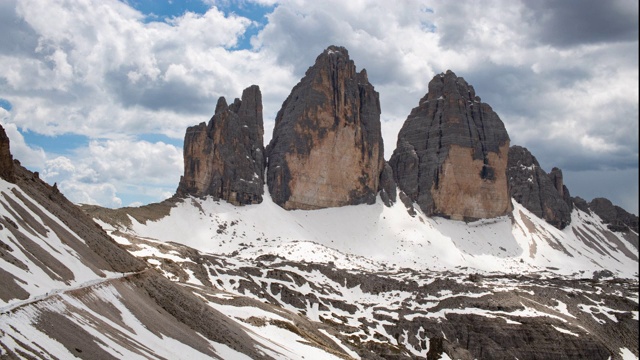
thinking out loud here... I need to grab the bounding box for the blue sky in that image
[0,0,637,213]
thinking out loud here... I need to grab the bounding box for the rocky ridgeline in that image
[389,70,511,221]
[175,46,636,229]
[507,145,573,229]
[267,45,390,209]
[176,85,265,205]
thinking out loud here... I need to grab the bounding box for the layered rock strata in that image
[266,46,388,210]
[177,85,265,205]
[389,70,511,220]
[507,145,572,229]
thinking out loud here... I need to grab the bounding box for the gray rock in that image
[572,196,590,213]
[389,70,511,220]
[177,85,265,205]
[266,46,388,210]
[0,124,15,182]
[507,145,572,229]
[589,197,638,233]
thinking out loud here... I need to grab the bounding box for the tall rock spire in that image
[389,70,512,220]
[176,85,265,205]
[266,46,390,210]
[0,124,15,183]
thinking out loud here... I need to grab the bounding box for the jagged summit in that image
[507,145,573,229]
[389,70,512,221]
[177,85,265,205]
[266,45,392,210]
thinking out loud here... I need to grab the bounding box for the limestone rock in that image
[177,85,265,205]
[589,197,638,233]
[266,46,387,210]
[507,145,572,229]
[0,124,15,182]
[389,70,511,220]
[572,196,590,213]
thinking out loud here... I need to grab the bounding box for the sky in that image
[0,0,638,214]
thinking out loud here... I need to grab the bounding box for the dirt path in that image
[0,269,150,314]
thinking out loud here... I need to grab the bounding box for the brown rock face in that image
[389,71,512,220]
[0,124,15,182]
[266,46,387,210]
[176,85,265,205]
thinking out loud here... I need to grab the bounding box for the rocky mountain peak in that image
[389,70,511,220]
[507,145,572,229]
[266,46,391,210]
[0,124,15,182]
[176,85,265,205]
[589,197,639,233]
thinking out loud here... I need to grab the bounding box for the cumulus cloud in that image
[40,139,183,208]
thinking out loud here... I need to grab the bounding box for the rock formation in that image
[266,46,389,210]
[588,197,638,233]
[507,145,573,229]
[176,85,265,205]
[389,70,511,220]
[0,124,15,182]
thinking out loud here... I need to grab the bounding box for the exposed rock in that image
[177,85,265,205]
[389,70,511,220]
[266,46,387,210]
[572,196,590,213]
[0,124,15,182]
[507,145,572,229]
[589,197,638,233]
[378,162,397,207]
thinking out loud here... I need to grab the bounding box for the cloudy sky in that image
[0,0,638,214]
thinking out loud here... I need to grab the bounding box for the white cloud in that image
[39,139,183,208]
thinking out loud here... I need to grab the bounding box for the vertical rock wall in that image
[266,46,387,210]
[389,71,512,220]
[177,85,265,205]
[507,145,572,229]
[0,124,15,182]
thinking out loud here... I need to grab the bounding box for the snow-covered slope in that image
[99,186,638,279]
[0,174,357,359]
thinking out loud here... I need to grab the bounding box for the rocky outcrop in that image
[589,197,638,233]
[177,85,265,205]
[389,70,511,221]
[266,46,388,210]
[507,145,572,229]
[0,124,15,182]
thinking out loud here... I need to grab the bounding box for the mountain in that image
[389,70,511,221]
[266,46,390,210]
[0,124,357,359]
[507,145,573,229]
[177,85,265,205]
[2,45,639,359]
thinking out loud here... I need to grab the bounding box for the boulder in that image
[266,46,388,210]
[176,85,265,205]
[389,70,511,220]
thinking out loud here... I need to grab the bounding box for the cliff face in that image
[177,85,265,205]
[0,124,15,182]
[389,70,511,220]
[266,46,388,210]
[507,145,572,229]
